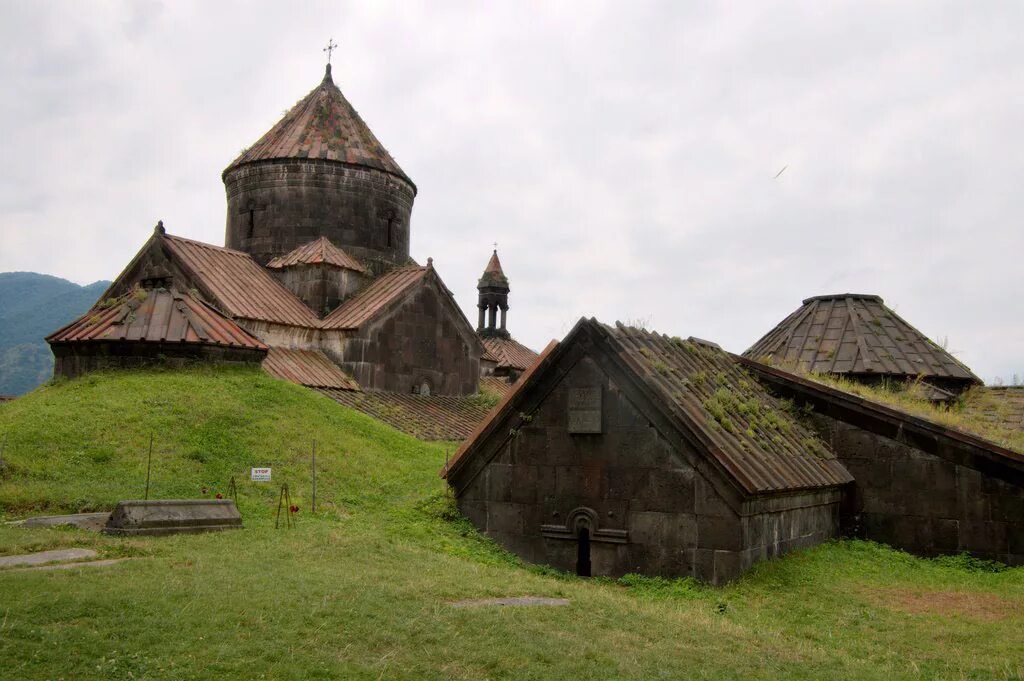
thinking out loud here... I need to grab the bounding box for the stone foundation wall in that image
[224,160,415,268]
[810,414,1024,565]
[51,342,266,379]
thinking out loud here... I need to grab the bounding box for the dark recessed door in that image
[576,527,592,577]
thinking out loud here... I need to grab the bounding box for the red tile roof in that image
[744,294,980,386]
[47,288,267,350]
[262,347,359,390]
[448,319,853,495]
[480,336,539,371]
[266,237,367,273]
[319,388,491,441]
[162,234,319,327]
[320,266,427,330]
[225,65,412,187]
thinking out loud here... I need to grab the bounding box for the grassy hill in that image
[0,272,110,396]
[1,368,1023,680]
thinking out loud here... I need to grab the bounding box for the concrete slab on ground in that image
[0,548,98,569]
[16,558,132,572]
[449,597,570,608]
[17,512,111,531]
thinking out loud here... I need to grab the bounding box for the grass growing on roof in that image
[0,367,1022,680]
[758,358,1024,454]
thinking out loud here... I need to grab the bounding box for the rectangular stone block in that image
[103,499,242,536]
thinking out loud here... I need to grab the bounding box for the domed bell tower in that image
[222,60,416,272]
[477,249,510,339]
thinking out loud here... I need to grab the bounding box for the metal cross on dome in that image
[323,38,338,64]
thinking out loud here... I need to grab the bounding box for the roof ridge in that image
[162,233,252,257]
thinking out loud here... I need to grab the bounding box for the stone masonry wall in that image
[811,414,1024,565]
[272,264,365,317]
[224,160,415,269]
[52,342,265,379]
[456,354,841,583]
[336,282,479,396]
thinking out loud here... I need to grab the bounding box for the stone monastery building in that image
[48,63,537,438]
[45,61,1024,584]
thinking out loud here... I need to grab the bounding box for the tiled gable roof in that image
[162,234,319,327]
[47,288,267,350]
[319,266,427,330]
[744,294,980,385]
[266,237,367,273]
[448,319,852,495]
[225,65,412,187]
[319,388,491,441]
[262,347,359,390]
[480,336,538,371]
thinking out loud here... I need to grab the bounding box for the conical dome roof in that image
[744,293,980,389]
[478,250,508,288]
[225,64,412,186]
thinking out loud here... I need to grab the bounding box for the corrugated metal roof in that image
[319,266,427,330]
[480,336,539,371]
[224,65,412,187]
[162,234,319,327]
[319,388,491,441]
[266,237,367,273]
[47,288,267,350]
[744,294,980,386]
[447,319,852,495]
[262,347,360,390]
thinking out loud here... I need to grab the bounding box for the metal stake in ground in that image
[228,476,237,503]
[275,483,294,529]
[144,433,154,501]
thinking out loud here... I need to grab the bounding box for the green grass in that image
[1,367,1023,680]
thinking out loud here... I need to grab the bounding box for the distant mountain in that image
[0,272,110,396]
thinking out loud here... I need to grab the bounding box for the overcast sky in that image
[1,1,1021,382]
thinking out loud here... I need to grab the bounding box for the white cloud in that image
[0,1,1020,381]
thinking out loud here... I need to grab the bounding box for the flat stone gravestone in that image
[103,499,242,536]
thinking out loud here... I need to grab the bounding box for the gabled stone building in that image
[444,318,853,584]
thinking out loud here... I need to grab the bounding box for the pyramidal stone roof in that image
[478,250,508,288]
[225,64,412,186]
[744,294,980,385]
[266,237,367,273]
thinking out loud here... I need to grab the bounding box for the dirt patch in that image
[864,587,1018,622]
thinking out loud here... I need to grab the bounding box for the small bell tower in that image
[477,249,510,339]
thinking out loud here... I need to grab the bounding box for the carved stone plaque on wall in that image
[568,386,602,434]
